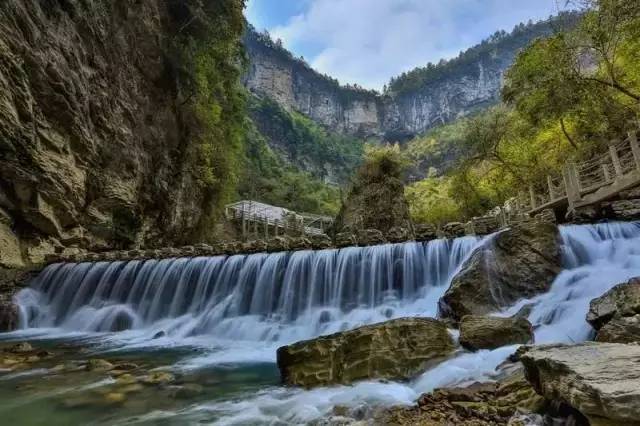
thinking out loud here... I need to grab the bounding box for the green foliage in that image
[359,144,409,182]
[404,1,640,223]
[405,178,461,225]
[239,118,341,215]
[248,96,365,184]
[403,113,479,179]
[169,0,247,228]
[334,144,412,232]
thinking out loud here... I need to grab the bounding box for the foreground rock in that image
[439,220,561,321]
[587,277,640,343]
[520,342,640,426]
[378,368,545,425]
[459,315,533,351]
[276,318,454,388]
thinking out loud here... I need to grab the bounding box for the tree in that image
[502,35,587,148]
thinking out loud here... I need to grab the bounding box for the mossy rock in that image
[277,317,454,388]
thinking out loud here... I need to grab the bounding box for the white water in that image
[9,222,640,424]
[16,237,480,363]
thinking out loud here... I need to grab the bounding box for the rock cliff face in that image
[244,18,564,141]
[244,30,382,138]
[0,1,234,268]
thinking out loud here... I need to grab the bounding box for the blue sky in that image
[245,0,569,90]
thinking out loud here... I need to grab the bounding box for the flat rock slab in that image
[520,342,640,425]
[276,317,454,388]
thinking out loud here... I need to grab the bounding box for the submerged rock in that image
[276,317,454,388]
[85,359,114,372]
[587,277,640,343]
[520,342,640,426]
[142,371,174,386]
[459,315,533,351]
[7,342,33,353]
[439,221,561,322]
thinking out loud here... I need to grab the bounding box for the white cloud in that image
[268,0,560,90]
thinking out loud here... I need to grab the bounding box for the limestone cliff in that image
[244,15,578,141]
[0,0,244,268]
[244,29,382,138]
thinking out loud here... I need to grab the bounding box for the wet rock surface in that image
[276,317,454,388]
[519,342,640,426]
[587,277,640,343]
[439,220,561,321]
[377,368,545,426]
[459,315,533,351]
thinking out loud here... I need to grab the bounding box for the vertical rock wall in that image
[0,0,223,267]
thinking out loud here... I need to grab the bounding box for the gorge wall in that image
[244,16,576,142]
[0,0,244,269]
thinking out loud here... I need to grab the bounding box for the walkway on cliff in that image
[225,200,334,237]
[512,130,640,217]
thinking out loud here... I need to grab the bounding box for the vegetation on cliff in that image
[334,145,412,233]
[169,0,247,231]
[404,0,640,221]
[247,96,365,185]
[240,117,342,215]
[387,12,581,96]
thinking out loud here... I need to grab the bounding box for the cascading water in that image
[3,222,640,425]
[16,237,479,352]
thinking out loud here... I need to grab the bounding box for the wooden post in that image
[563,162,581,210]
[547,175,555,201]
[602,164,611,183]
[264,217,269,239]
[628,131,640,171]
[609,143,623,178]
[529,185,537,210]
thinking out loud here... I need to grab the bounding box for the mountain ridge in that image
[243,12,581,142]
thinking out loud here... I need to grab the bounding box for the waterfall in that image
[523,221,640,343]
[6,223,640,425]
[412,221,640,394]
[15,237,480,346]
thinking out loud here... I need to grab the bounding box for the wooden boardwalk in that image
[225,200,333,238]
[518,130,640,216]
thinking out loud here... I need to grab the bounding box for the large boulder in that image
[333,148,413,235]
[439,221,561,322]
[520,342,640,426]
[276,317,454,388]
[587,277,640,343]
[459,315,533,351]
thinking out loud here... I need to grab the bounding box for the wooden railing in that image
[467,129,640,233]
[519,130,640,214]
